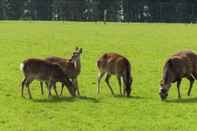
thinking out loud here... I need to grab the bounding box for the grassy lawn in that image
[0,21,197,131]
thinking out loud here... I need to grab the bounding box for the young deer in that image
[40,47,82,96]
[160,50,197,100]
[97,53,133,97]
[20,58,75,99]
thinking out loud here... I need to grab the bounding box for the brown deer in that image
[160,50,197,100]
[97,53,133,97]
[20,58,75,99]
[40,47,82,96]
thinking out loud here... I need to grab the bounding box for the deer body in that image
[20,58,75,99]
[40,47,82,96]
[160,50,197,100]
[46,56,80,78]
[97,53,133,97]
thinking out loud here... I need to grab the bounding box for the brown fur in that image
[20,58,75,99]
[40,47,82,96]
[160,50,197,100]
[97,53,132,97]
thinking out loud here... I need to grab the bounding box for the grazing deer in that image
[160,50,197,100]
[97,53,133,97]
[20,58,75,99]
[40,47,82,96]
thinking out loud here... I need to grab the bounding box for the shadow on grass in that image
[166,97,197,103]
[32,96,99,103]
[114,95,145,100]
[78,96,99,103]
[31,96,75,103]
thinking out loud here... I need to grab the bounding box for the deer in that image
[160,50,197,100]
[96,53,133,97]
[20,58,75,99]
[40,47,82,96]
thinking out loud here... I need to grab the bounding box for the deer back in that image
[162,53,193,84]
[97,53,130,75]
[45,56,77,78]
[22,58,66,82]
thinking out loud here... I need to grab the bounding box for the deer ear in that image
[75,47,79,51]
[79,48,82,53]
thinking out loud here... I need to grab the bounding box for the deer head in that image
[69,47,82,62]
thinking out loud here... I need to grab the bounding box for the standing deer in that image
[40,47,82,96]
[160,50,197,100]
[20,58,75,99]
[97,53,133,97]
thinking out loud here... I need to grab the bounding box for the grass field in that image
[1,21,197,131]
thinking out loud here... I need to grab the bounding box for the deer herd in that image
[20,48,197,101]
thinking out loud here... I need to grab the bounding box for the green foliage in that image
[0,0,196,22]
[1,21,197,130]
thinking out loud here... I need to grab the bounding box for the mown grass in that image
[0,21,197,131]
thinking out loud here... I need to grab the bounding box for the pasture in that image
[1,21,197,131]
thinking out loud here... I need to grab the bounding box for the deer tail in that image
[123,62,132,96]
[20,63,24,72]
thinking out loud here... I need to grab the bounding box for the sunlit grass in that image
[0,21,197,130]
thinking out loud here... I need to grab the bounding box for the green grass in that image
[1,21,197,131]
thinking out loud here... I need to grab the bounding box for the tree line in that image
[0,0,197,23]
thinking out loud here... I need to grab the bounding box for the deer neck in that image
[73,58,81,74]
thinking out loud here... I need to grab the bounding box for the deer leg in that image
[123,78,127,96]
[123,85,126,96]
[45,81,49,87]
[117,76,122,96]
[74,79,80,96]
[40,81,44,95]
[21,78,27,97]
[177,79,182,99]
[105,74,114,96]
[65,82,76,97]
[192,72,197,79]
[187,76,195,96]
[26,79,33,99]
[53,83,59,97]
[48,81,53,99]
[97,72,105,96]
[60,83,64,96]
